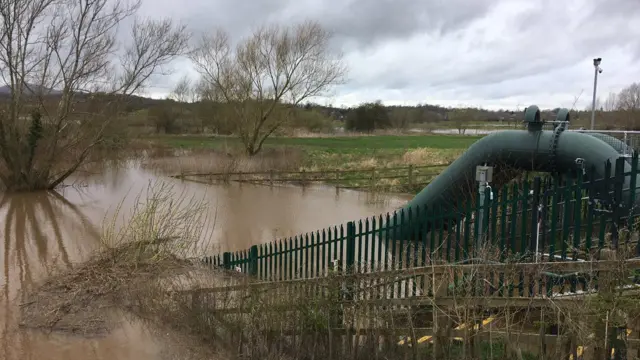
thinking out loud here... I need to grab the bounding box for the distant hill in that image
[0,84,62,96]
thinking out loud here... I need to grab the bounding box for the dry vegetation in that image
[19,182,214,336]
[119,241,640,360]
[135,140,462,193]
[141,145,305,176]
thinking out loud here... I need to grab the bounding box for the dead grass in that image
[142,146,304,176]
[19,251,191,335]
[401,147,463,166]
[19,181,215,337]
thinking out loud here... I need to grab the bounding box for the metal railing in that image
[569,129,640,157]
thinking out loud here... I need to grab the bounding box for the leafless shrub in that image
[19,180,214,337]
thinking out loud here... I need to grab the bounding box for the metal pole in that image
[477,181,486,249]
[624,131,629,157]
[590,62,600,130]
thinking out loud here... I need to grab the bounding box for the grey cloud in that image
[136,0,640,109]
[142,0,496,51]
[585,0,640,61]
[364,0,639,94]
[514,0,640,60]
[319,0,497,50]
[589,0,640,19]
[140,0,292,41]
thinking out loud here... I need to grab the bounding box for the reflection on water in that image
[0,160,410,360]
[0,191,101,296]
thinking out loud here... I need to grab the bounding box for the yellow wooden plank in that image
[399,316,496,346]
[570,328,632,360]
[417,335,432,344]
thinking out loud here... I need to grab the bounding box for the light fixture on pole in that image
[590,57,602,130]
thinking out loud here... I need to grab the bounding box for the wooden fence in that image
[172,163,450,191]
[204,155,640,285]
[183,260,640,359]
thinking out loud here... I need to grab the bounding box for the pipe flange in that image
[548,121,567,173]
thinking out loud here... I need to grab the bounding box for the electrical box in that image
[475,165,493,183]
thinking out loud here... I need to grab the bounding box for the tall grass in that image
[142,147,305,176]
[19,180,215,337]
[101,180,214,264]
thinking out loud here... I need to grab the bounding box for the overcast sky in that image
[139,0,640,111]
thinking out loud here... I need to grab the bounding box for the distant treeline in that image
[3,82,640,135]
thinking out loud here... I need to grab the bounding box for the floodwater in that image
[0,159,409,360]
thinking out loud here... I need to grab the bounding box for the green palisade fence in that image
[206,155,640,286]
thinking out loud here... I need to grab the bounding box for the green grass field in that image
[151,134,482,152]
[146,134,483,193]
[148,134,482,170]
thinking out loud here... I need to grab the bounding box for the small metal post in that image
[624,132,629,157]
[478,181,486,247]
[475,165,494,251]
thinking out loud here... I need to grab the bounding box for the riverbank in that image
[139,134,480,193]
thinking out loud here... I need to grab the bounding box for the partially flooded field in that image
[0,154,409,360]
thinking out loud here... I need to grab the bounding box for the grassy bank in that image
[141,134,482,193]
[152,134,480,149]
[147,134,480,166]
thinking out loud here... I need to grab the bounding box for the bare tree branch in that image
[0,0,190,191]
[169,74,196,103]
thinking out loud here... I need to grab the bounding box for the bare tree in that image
[388,107,416,131]
[448,108,469,135]
[189,20,346,155]
[617,83,640,111]
[0,0,190,191]
[169,75,197,103]
[603,91,618,112]
[614,83,640,129]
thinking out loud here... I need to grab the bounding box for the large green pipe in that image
[392,105,640,239]
[405,130,631,210]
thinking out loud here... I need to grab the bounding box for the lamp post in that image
[590,57,602,130]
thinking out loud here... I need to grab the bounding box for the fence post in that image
[249,245,259,277]
[346,222,356,274]
[222,252,231,270]
[345,221,356,302]
[612,157,625,249]
[529,177,541,256]
[408,165,414,187]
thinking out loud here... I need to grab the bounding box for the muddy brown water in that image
[0,160,410,360]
